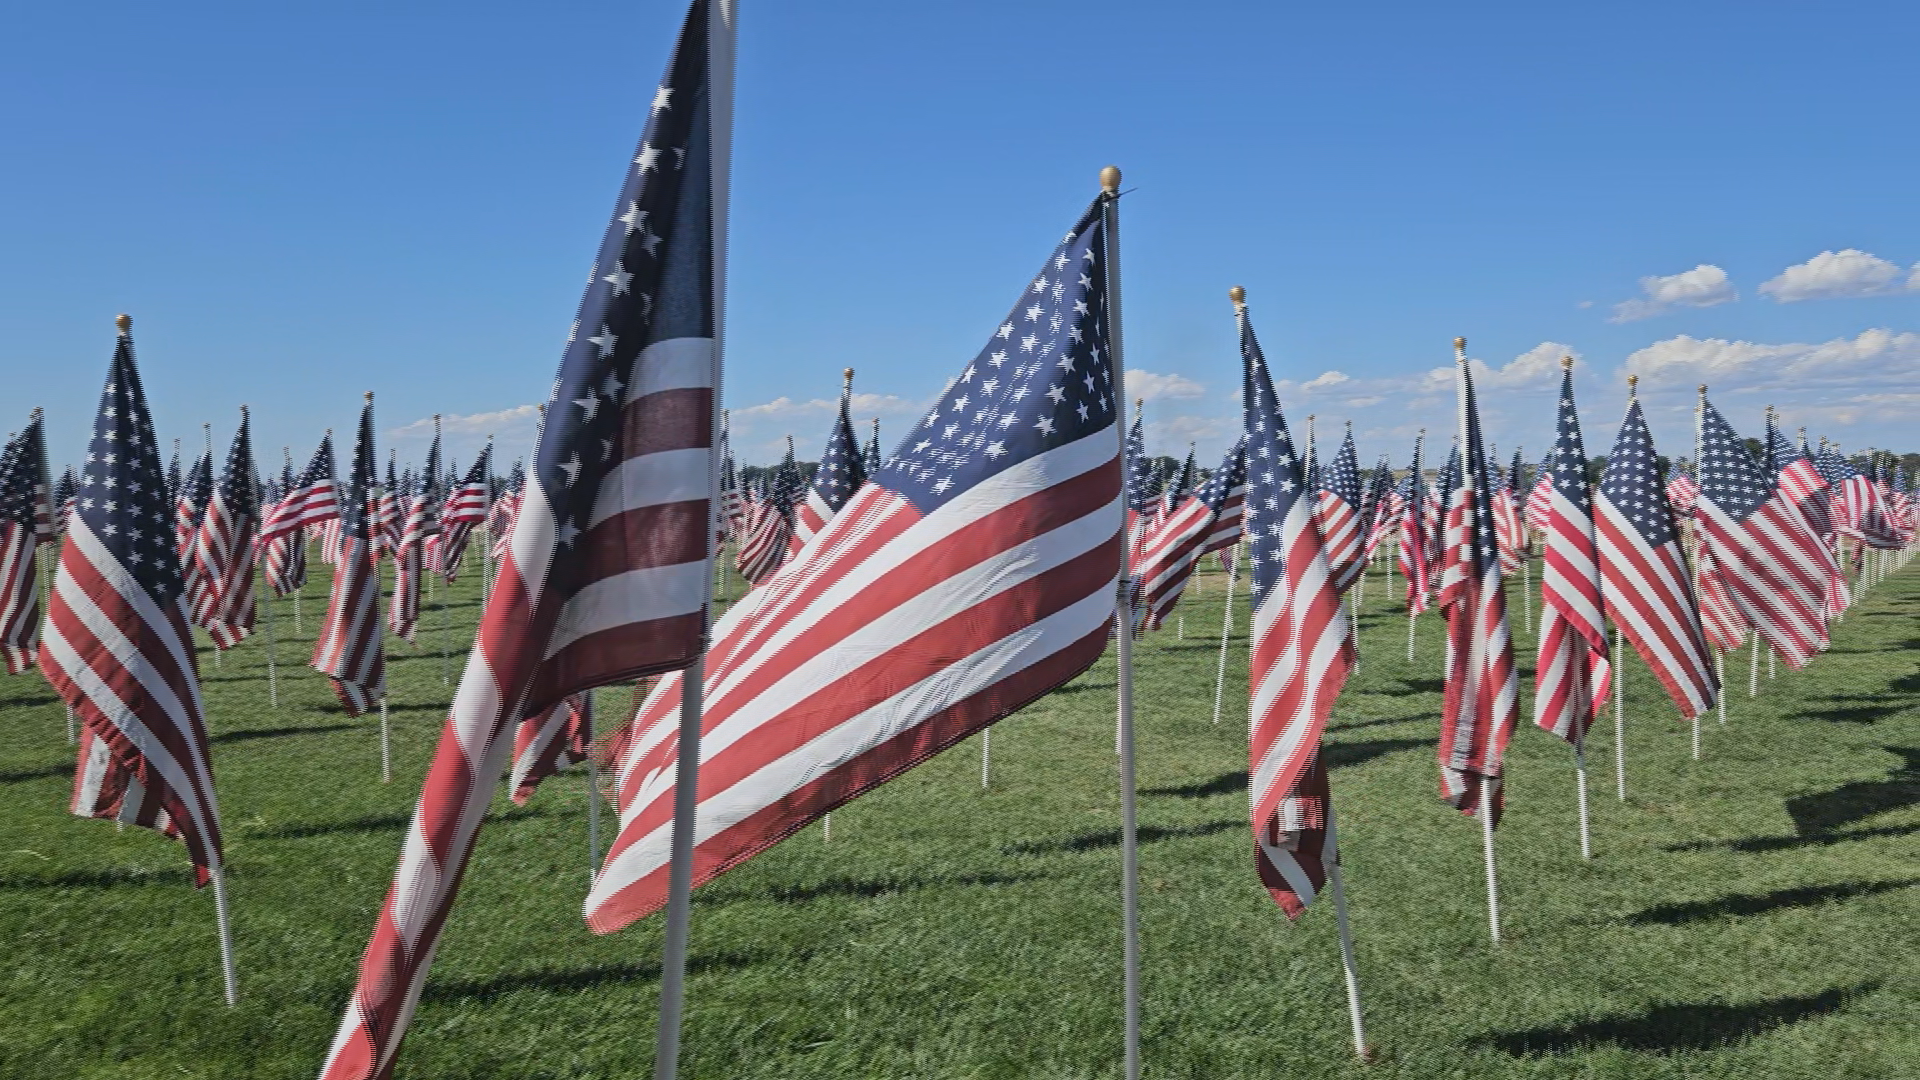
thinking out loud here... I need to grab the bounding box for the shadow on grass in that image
[1141,740,1425,800]
[1003,820,1237,856]
[257,807,547,841]
[0,865,214,889]
[1483,984,1874,1055]
[5,694,57,708]
[422,950,773,1005]
[1629,880,1916,925]
[1666,823,1920,854]
[1048,681,1114,697]
[210,723,356,744]
[1400,678,1445,695]
[0,763,71,784]
[1666,748,1920,853]
[699,870,1050,908]
[1802,703,1912,724]
[1329,713,1437,733]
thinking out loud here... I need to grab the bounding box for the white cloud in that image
[1126,370,1206,402]
[388,404,541,441]
[1301,370,1351,391]
[733,392,920,419]
[1621,329,1920,403]
[1610,264,1737,322]
[1758,249,1916,303]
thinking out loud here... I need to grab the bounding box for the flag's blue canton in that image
[506,458,525,494]
[1548,368,1591,514]
[341,405,376,538]
[1363,454,1393,527]
[1599,400,1677,546]
[52,468,76,516]
[862,427,882,476]
[182,452,212,519]
[1405,435,1425,505]
[1325,428,1361,508]
[0,434,37,530]
[773,446,802,517]
[1458,365,1501,575]
[1814,446,1853,488]
[1698,403,1772,520]
[1509,449,1525,496]
[1170,447,1196,501]
[1239,314,1310,608]
[1435,444,1460,511]
[166,450,181,509]
[422,435,443,508]
[299,435,337,491]
[1122,413,1152,514]
[536,0,712,562]
[79,336,184,599]
[1197,438,1246,510]
[1764,414,1798,478]
[218,417,257,521]
[812,400,866,514]
[879,201,1112,515]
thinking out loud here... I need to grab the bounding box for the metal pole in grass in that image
[585,691,600,878]
[1107,167,1143,1080]
[1479,774,1501,944]
[1613,626,1626,801]
[981,726,991,789]
[1749,630,1759,697]
[653,12,732,1073]
[434,415,452,687]
[203,422,220,670]
[1324,814,1370,1061]
[209,853,239,1006]
[1573,730,1592,859]
[1717,654,1727,724]
[481,434,495,606]
[379,697,391,783]
[1212,537,1240,724]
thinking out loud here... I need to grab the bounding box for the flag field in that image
[2,557,1916,1078]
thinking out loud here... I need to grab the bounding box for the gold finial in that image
[1453,336,1467,352]
[1134,397,1144,413]
[1228,285,1246,307]
[1100,165,1122,193]
[1308,413,1316,423]
[843,367,854,383]
[1561,355,1573,370]
[1627,374,1639,397]
[116,313,132,333]
[365,391,374,403]
[1697,384,1708,397]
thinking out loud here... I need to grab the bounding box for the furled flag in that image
[736,442,797,585]
[863,418,883,476]
[166,447,182,514]
[1314,421,1365,591]
[1693,543,1747,655]
[54,466,77,535]
[1434,347,1519,820]
[1135,439,1246,631]
[1161,444,1196,521]
[717,421,743,540]
[790,374,867,552]
[439,445,492,581]
[1239,299,1355,916]
[312,397,385,715]
[1695,398,1832,665]
[371,456,400,560]
[488,458,524,567]
[0,422,50,673]
[175,450,213,611]
[1765,415,1847,614]
[41,319,224,885]
[191,410,261,649]
[1523,446,1554,536]
[260,434,338,542]
[16,411,53,541]
[587,191,1119,932]
[389,438,440,641]
[510,694,593,805]
[319,2,725,1072]
[1532,360,1611,743]
[262,457,308,599]
[1124,400,1158,567]
[1360,455,1395,560]
[1492,447,1526,573]
[1398,434,1431,612]
[1594,388,1716,717]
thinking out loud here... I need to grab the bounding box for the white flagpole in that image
[1480,775,1501,943]
[1211,540,1239,725]
[1573,732,1592,859]
[202,423,220,670]
[209,857,239,1005]
[1613,626,1626,801]
[981,726,991,789]
[379,697,391,783]
[1325,815,1368,1061]
[1717,654,1728,724]
[1407,607,1417,663]
[653,6,732,1077]
[481,434,495,605]
[584,691,601,878]
[1102,165,1143,1080]
[1454,337,1501,945]
[434,416,452,687]
[1748,631,1759,697]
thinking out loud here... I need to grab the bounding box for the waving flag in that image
[1160,444,1196,521]
[319,5,726,1073]
[791,374,867,551]
[1435,347,1518,821]
[1238,300,1354,915]
[510,694,593,805]
[1693,543,1747,655]
[1135,440,1245,631]
[1523,447,1554,536]
[54,466,76,535]
[1492,447,1526,573]
[175,451,213,612]
[313,398,385,715]
[1665,467,1699,520]
[42,320,224,885]
[488,459,524,567]
[1123,401,1158,567]
[0,421,50,673]
[261,435,338,541]
[1398,435,1431,612]
[1696,398,1831,666]
[1595,391,1716,718]
[736,443,797,585]
[439,445,492,580]
[717,422,744,540]
[1314,422,1365,591]
[191,411,261,650]
[1533,360,1610,743]
[588,191,1118,932]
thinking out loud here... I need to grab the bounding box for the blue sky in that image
[4,1,1916,477]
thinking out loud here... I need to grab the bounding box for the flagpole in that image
[1102,165,1143,1080]
[1690,387,1704,761]
[981,726,991,789]
[1613,626,1625,800]
[1573,731,1592,859]
[481,434,495,605]
[654,6,732,1077]
[203,423,220,670]
[379,697,391,783]
[1454,337,1502,945]
[434,415,452,687]
[1325,813,1369,1061]
[209,856,239,1005]
[585,691,601,878]
[1212,540,1239,725]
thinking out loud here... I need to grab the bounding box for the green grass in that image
[2,556,1917,1079]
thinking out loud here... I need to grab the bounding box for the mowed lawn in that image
[2,554,1916,1080]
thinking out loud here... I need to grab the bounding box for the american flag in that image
[1665,466,1699,520]
[438,445,491,581]
[0,420,50,674]
[40,322,224,885]
[313,398,386,715]
[1239,304,1354,916]
[262,456,307,599]
[54,466,77,536]
[1695,399,1832,666]
[586,191,1119,932]
[1765,417,1848,615]
[1397,434,1431,613]
[863,418,883,476]
[388,437,440,641]
[1492,447,1526,573]
[510,693,593,805]
[1314,422,1365,591]
[1360,454,1397,560]
[1434,349,1518,821]
[488,459,524,567]
[1135,439,1245,631]
[1532,362,1611,744]
[260,434,338,541]
[717,421,744,540]
[1523,447,1554,536]
[190,410,261,650]
[1594,394,1716,718]
[1693,542,1748,655]
[1839,452,1904,550]
[319,4,724,1072]
[736,442,797,585]
[1124,401,1159,565]
[1161,444,1196,520]
[175,450,213,611]
[791,378,867,551]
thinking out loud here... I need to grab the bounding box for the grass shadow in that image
[211,723,356,744]
[1329,713,1437,733]
[1666,823,1920,854]
[1048,681,1114,697]
[1003,820,1237,856]
[1484,985,1874,1055]
[1142,739,1427,801]
[4,694,58,708]
[1400,678,1445,694]
[422,950,772,1005]
[0,865,208,889]
[1802,704,1911,724]
[0,763,71,784]
[1786,747,1920,835]
[700,870,1050,908]
[1629,880,1916,925]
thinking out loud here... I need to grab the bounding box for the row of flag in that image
[7,2,1916,1075]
